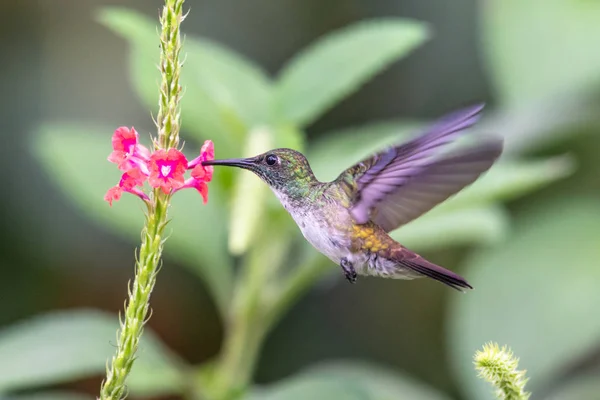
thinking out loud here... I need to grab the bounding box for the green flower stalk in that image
[474,342,531,400]
[156,0,184,150]
[99,0,190,399]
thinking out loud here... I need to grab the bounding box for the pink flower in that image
[108,127,151,171]
[104,167,151,207]
[175,140,215,203]
[149,148,188,194]
[105,125,214,205]
[188,140,215,182]
[103,184,150,207]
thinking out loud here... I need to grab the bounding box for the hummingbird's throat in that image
[271,182,317,210]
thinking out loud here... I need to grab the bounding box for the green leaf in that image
[448,197,600,400]
[308,121,419,181]
[546,373,600,400]
[0,310,184,395]
[275,19,429,126]
[97,7,272,159]
[248,377,368,400]
[482,0,600,105]
[435,156,575,212]
[248,362,451,400]
[272,123,306,152]
[228,127,274,254]
[392,206,509,251]
[475,98,600,154]
[32,124,233,314]
[302,362,453,400]
[8,393,93,400]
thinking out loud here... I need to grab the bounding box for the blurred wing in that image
[368,141,502,232]
[340,104,502,231]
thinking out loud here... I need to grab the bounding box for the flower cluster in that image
[104,127,214,206]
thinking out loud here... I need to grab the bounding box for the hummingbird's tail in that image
[392,248,472,291]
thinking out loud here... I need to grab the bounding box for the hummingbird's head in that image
[203,148,317,197]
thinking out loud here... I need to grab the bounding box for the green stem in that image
[99,1,185,399]
[196,232,332,400]
[216,297,266,398]
[99,197,169,400]
[209,256,269,399]
[203,239,331,400]
[265,252,330,328]
[208,223,291,400]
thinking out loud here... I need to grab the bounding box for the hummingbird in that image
[203,104,502,290]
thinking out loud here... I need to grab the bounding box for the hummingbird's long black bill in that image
[202,158,254,169]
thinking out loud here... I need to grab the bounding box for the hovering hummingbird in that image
[203,105,502,290]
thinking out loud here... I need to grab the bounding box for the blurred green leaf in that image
[248,377,367,400]
[8,393,93,400]
[228,127,273,254]
[546,373,600,400]
[482,0,600,105]
[308,121,418,181]
[393,206,509,251]
[97,7,272,159]
[0,310,184,395]
[273,123,306,152]
[436,156,575,212]
[302,362,453,400]
[32,124,233,314]
[275,19,429,126]
[248,362,451,400]
[476,98,600,154]
[448,197,600,400]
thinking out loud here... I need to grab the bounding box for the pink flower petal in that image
[178,177,210,204]
[200,140,214,161]
[191,164,207,180]
[126,186,150,202]
[135,143,151,161]
[107,150,126,165]
[120,167,147,189]
[104,186,123,206]
[111,126,138,153]
[188,140,214,181]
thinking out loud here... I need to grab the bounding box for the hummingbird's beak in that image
[201,157,255,170]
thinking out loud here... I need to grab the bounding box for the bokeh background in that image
[1,0,600,399]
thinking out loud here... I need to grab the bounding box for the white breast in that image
[274,190,349,264]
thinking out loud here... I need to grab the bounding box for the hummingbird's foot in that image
[340,257,357,284]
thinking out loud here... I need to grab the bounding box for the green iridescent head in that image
[203,148,317,196]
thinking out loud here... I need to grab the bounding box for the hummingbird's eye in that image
[265,154,279,166]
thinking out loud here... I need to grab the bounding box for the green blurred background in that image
[1,0,600,399]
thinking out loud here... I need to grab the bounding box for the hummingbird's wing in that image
[340,104,503,232]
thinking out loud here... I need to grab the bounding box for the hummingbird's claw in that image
[340,258,357,284]
[345,271,357,284]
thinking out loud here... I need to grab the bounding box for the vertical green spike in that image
[474,342,531,400]
[228,126,273,254]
